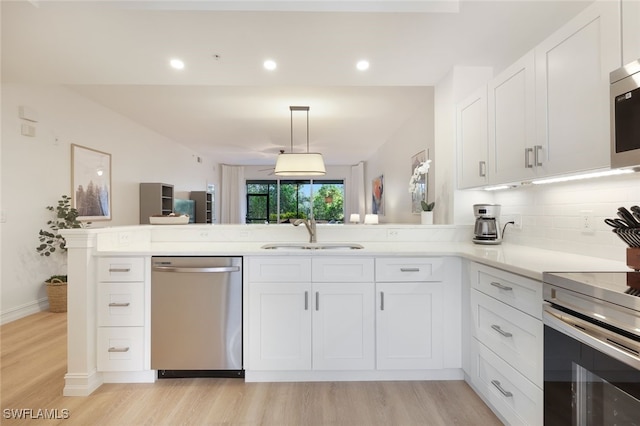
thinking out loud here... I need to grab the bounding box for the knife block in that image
[627,248,640,271]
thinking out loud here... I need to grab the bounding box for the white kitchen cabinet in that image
[487,51,537,184]
[376,281,443,370]
[248,281,312,370]
[622,0,640,64]
[457,85,489,189]
[535,0,621,177]
[96,256,147,372]
[466,261,543,425]
[374,257,456,370]
[312,282,375,370]
[247,257,375,371]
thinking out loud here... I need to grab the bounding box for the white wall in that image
[364,88,435,224]
[494,172,640,261]
[0,83,217,322]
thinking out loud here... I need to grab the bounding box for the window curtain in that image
[348,161,366,218]
[220,164,246,224]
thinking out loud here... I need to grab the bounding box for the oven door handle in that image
[543,304,640,370]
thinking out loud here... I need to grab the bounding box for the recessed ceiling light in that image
[170,59,185,70]
[263,60,277,71]
[356,60,370,71]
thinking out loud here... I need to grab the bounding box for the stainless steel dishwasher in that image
[151,256,243,378]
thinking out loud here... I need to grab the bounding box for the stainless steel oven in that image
[543,272,640,425]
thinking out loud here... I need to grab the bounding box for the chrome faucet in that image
[292,218,317,243]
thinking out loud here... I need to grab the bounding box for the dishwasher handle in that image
[152,266,240,273]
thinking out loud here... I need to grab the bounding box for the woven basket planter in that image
[45,278,67,313]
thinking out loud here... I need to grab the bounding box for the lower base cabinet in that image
[247,256,459,375]
[376,282,444,370]
[470,341,543,426]
[247,281,375,371]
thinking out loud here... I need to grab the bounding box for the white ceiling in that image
[1,0,593,166]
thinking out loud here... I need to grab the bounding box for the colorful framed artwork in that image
[372,174,384,216]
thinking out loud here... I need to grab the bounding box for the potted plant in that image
[36,195,87,312]
[409,159,435,224]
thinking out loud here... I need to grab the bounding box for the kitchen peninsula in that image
[61,223,627,423]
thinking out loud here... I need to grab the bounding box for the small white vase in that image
[421,211,433,225]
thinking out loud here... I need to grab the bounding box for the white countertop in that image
[101,240,630,282]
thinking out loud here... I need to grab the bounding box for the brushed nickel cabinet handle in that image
[109,268,131,273]
[491,380,513,397]
[534,145,543,166]
[524,147,534,168]
[380,291,385,311]
[304,291,309,311]
[400,268,420,272]
[108,302,130,307]
[108,347,130,353]
[491,324,513,338]
[479,161,487,177]
[315,292,319,311]
[490,281,513,291]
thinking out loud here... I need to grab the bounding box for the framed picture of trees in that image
[71,144,111,221]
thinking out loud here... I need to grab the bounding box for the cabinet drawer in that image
[471,340,543,426]
[471,289,543,387]
[312,257,374,282]
[376,257,443,282]
[470,262,542,319]
[97,282,144,327]
[248,257,311,282]
[98,257,145,282]
[97,327,144,371]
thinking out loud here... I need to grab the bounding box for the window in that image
[246,179,344,223]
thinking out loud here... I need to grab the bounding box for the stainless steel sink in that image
[261,243,364,250]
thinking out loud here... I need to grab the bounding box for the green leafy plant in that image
[37,195,87,257]
[421,200,435,212]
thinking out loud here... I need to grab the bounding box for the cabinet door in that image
[376,282,443,370]
[312,283,375,370]
[457,85,489,189]
[535,0,621,176]
[248,282,312,370]
[488,51,537,184]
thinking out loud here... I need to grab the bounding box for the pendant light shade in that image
[274,106,326,176]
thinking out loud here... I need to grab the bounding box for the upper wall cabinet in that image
[487,51,537,184]
[457,86,489,189]
[534,0,621,177]
[622,0,640,64]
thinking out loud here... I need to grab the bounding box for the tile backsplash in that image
[494,172,640,262]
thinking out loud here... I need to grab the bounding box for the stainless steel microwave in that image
[610,59,640,169]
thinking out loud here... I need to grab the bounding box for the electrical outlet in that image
[502,214,522,230]
[581,210,595,234]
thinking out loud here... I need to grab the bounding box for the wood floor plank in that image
[1,312,502,425]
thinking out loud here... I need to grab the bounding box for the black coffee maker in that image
[473,204,502,245]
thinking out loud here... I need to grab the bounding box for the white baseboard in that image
[63,371,103,397]
[1,297,49,324]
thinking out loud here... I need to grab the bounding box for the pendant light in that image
[274,106,326,176]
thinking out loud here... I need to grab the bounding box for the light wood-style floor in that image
[1,312,501,425]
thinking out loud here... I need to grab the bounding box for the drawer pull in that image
[400,268,420,272]
[315,292,319,311]
[490,281,513,291]
[108,302,131,307]
[491,324,513,338]
[108,346,130,353]
[380,291,385,311]
[491,380,513,398]
[304,291,309,311]
[109,268,131,273]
